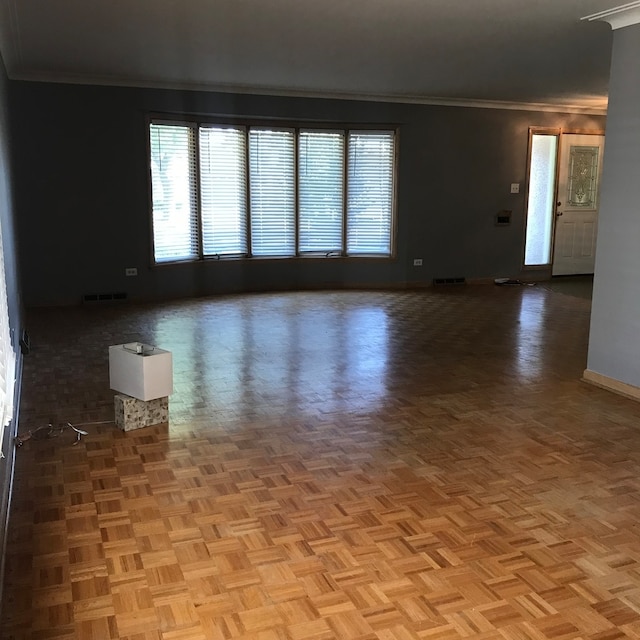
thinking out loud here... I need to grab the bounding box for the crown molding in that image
[582,1,640,29]
[0,0,23,68]
[7,71,609,116]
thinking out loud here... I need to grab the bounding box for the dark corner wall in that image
[9,81,605,308]
[0,53,24,607]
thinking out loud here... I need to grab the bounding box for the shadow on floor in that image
[538,275,593,300]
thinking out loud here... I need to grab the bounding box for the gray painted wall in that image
[9,81,604,307]
[587,24,640,386]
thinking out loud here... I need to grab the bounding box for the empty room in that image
[2,1,640,639]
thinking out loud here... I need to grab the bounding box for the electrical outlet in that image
[510,183,520,194]
[125,268,138,277]
[413,258,423,267]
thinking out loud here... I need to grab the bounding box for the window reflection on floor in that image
[515,292,547,380]
[151,296,390,421]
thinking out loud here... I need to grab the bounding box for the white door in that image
[552,134,605,275]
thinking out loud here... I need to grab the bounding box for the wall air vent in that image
[432,277,466,285]
[82,292,128,303]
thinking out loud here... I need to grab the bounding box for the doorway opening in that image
[523,130,605,276]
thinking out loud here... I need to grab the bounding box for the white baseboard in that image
[582,369,640,401]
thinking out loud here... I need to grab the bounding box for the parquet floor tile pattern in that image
[4,286,640,639]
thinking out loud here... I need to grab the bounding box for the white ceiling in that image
[0,0,624,114]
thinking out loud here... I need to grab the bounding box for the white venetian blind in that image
[199,126,248,256]
[249,128,296,257]
[298,130,344,254]
[346,131,395,256]
[149,123,198,262]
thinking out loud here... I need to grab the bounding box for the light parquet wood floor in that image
[4,286,640,639]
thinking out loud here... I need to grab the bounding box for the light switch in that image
[510,183,520,194]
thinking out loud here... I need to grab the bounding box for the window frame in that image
[148,119,200,264]
[146,114,399,265]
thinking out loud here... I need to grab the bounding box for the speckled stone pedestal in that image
[114,393,168,431]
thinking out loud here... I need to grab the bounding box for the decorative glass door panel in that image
[552,134,605,276]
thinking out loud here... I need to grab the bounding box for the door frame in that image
[522,127,606,276]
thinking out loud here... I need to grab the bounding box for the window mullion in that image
[245,127,252,257]
[342,130,348,256]
[294,129,300,256]
[193,124,204,259]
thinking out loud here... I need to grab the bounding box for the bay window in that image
[149,119,396,263]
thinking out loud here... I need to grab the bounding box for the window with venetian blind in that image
[149,120,396,263]
[0,223,14,430]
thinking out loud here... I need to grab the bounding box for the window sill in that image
[154,254,396,267]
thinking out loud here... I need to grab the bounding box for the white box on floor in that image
[109,342,173,401]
